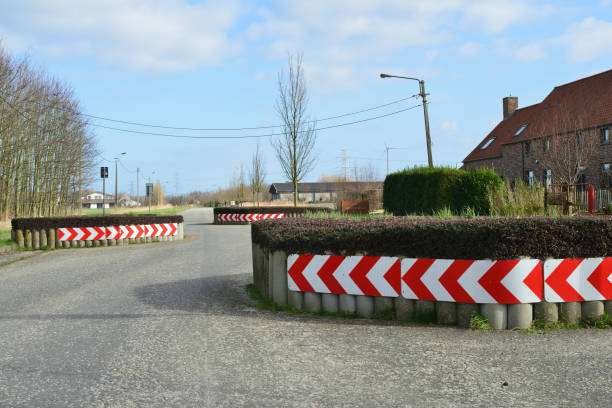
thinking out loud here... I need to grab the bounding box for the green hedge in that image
[251,216,611,259]
[11,215,183,230]
[383,167,503,215]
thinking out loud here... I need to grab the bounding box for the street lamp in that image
[380,73,433,168]
[114,152,127,209]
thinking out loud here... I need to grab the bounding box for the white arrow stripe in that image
[457,260,497,304]
[420,259,455,301]
[568,258,605,301]
[543,259,565,302]
[334,256,365,295]
[500,259,541,303]
[366,257,399,297]
[401,258,419,299]
[301,255,331,293]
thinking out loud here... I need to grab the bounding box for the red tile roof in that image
[463,69,612,163]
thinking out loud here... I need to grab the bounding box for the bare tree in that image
[152,182,164,206]
[249,143,266,206]
[272,53,316,206]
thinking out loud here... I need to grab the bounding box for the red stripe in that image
[81,228,92,240]
[288,255,315,292]
[67,227,78,241]
[439,260,475,303]
[169,223,177,235]
[586,258,612,299]
[383,258,401,296]
[478,260,520,304]
[317,255,346,294]
[545,259,585,302]
[349,256,381,296]
[403,259,436,300]
[523,262,544,301]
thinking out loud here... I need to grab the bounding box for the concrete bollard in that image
[457,303,479,328]
[339,294,356,315]
[303,292,321,312]
[109,239,116,246]
[86,240,93,247]
[534,301,558,323]
[146,237,152,243]
[25,230,32,248]
[436,302,457,325]
[32,230,40,249]
[63,241,71,248]
[178,223,184,240]
[48,228,56,249]
[288,291,303,310]
[262,248,270,299]
[507,304,532,329]
[71,240,78,248]
[480,304,507,330]
[356,296,375,318]
[16,230,25,248]
[560,302,581,324]
[78,240,85,248]
[117,238,123,246]
[605,301,612,316]
[93,240,100,247]
[395,297,415,320]
[582,301,604,320]
[415,300,436,322]
[251,243,261,291]
[101,239,108,247]
[40,229,47,248]
[322,294,339,313]
[375,297,394,318]
[270,251,288,306]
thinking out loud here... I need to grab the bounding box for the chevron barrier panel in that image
[218,213,285,222]
[288,254,546,304]
[544,257,612,302]
[57,223,177,241]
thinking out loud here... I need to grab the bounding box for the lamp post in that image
[380,74,433,168]
[114,152,127,209]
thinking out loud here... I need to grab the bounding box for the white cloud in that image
[425,49,440,62]
[561,17,612,63]
[439,121,459,135]
[456,41,482,57]
[0,0,243,72]
[515,43,548,62]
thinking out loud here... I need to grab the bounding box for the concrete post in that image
[375,297,394,317]
[117,238,123,246]
[56,229,61,248]
[178,222,184,240]
[322,294,339,313]
[582,301,604,320]
[339,294,356,314]
[93,240,101,247]
[270,250,288,306]
[252,243,261,291]
[78,240,85,248]
[457,303,479,328]
[288,291,303,310]
[48,229,56,249]
[86,240,93,247]
[356,296,375,318]
[16,230,25,248]
[101,239,108,247]
[25,230,32,248]
[507,304,532,329]
[70,240,78,248]
[560,302,581,324]
[415,300,436,322]
[533,301,558,323]
[303,292,321,312]
[109,239,116,246]
[32,230,40,249]
[395,297,415,320]
[40,229,47,248]
[436,302,457,325]
[605,301,612,316]
[480,304,507,330]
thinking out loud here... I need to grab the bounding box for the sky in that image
[1,0,611,195]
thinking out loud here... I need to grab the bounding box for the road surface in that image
[0,208,610,407]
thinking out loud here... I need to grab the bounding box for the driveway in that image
[0,208,610,407]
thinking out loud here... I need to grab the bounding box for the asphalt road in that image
[0,208,610,407]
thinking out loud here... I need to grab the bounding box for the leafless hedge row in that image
[0,45,97,220]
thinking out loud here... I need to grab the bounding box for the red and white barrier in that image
[57,223,177,241]
[218,213,284,222]
[544,258,612,302]
[401,258,543,304]
[287,254,401,297]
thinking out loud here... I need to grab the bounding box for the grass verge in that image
[523,314,612,333]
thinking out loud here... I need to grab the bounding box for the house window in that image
[514,124,528,137]
[577,132,583,146]
[604,163,611,188]
[577,166,586,184]
[525,142,531,155]
[480,138,495,150]
[602,128,610,144]
[546,169,552,186]
[544,138,551,152]
[527,170,534,186]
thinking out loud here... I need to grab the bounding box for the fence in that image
[546,184,612,213]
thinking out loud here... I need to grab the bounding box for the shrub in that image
[383,167,502,216]
[251,216,611,259]
[11,215,183,231]
[489,180,545,216]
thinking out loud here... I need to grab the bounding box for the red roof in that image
[464,69,612,163]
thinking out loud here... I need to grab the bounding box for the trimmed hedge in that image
[383,167,503,216]
[214,206,331,215]
[11,215,184,230]
[251,216,611,259]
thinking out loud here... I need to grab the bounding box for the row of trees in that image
[0,45,97,219]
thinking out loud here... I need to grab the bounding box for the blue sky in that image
[1,0,611,195]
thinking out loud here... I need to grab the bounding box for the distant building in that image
[462,70,612,187]
[81,192,115,209]
[269,181,383,203]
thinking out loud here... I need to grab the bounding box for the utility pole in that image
[114,158,118,209]
[136,167,140,205]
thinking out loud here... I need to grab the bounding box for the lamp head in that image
[380,73,389,78]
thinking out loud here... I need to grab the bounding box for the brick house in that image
[462,70,612,187]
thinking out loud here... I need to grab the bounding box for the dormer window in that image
[480,138,495,150]
[514,124,528,137]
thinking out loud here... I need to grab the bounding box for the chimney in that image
[503,96,518,119]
